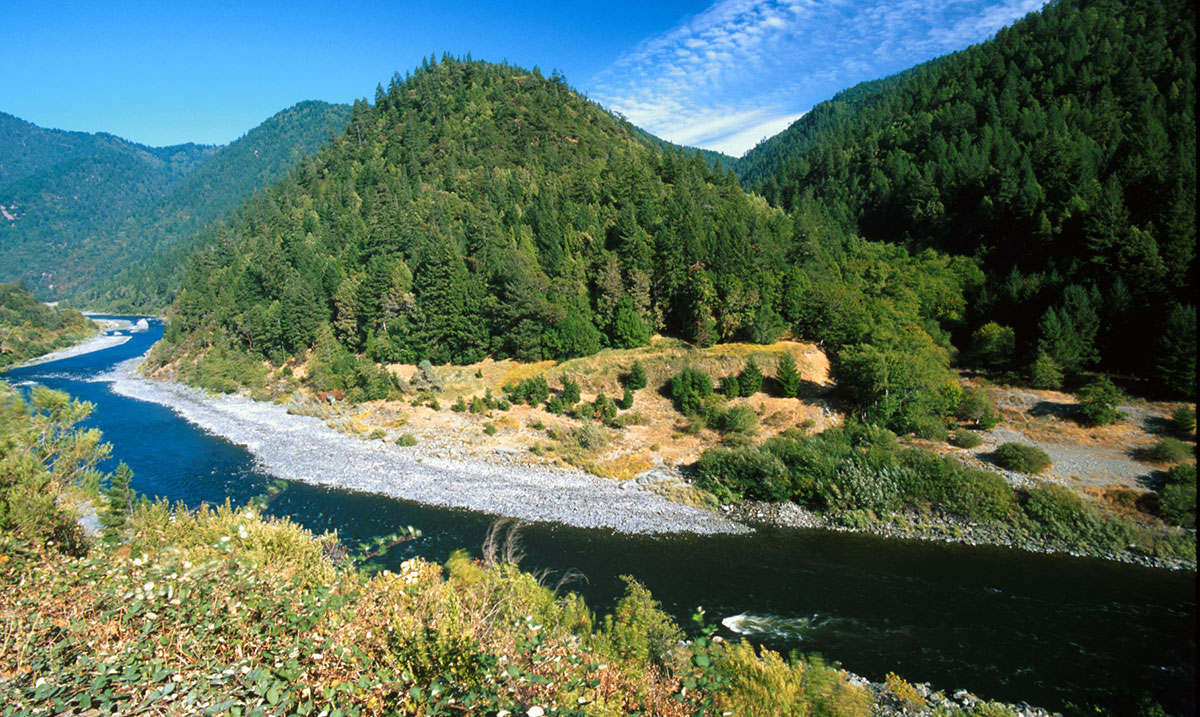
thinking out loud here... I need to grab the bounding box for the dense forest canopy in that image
[161,57,974,432]
[737,0,1196,395]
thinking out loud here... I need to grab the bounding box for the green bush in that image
[619,387,634,410]
[695,447,789,502]
[560,376,581,405]
[1029,352,1064,390]
[1170,405,1195,437]
[670,367,714,415]
[955,387,1000,429]
[950,430,983,448]
[711,405,759,436]
[396,433,418,447]
[1158,463,1196,527]
[1076,377,1122,426]
[1143,437,1193,464]
[993,442,1052,474]
[594,576,684,667]
[483,422,497,436]
[1022,483,1107,546]
[720,374,741,399]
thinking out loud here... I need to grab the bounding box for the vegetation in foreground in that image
[0,283,97,371]
[2,380,1058,716]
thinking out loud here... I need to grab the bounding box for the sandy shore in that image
[104,354,746,535]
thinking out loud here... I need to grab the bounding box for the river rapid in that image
[5,318,1195,715]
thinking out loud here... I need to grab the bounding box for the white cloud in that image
[587,0,1047,156]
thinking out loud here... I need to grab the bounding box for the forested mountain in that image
[72,101,352,312]
[158,57,976,432]
[0,117,214,296]
[737,0,1195,395]
[0,102,350,303]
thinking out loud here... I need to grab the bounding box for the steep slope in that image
[0,129,214,296]
[156,58,978,436]
[737,0,1196,394]
[163,58,796,369]
[72,101,352,312]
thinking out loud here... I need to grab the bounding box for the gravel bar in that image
[105,355,746,535]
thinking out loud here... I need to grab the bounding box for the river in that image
[5,318,1195,715]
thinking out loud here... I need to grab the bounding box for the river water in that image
[5,319,1195,714]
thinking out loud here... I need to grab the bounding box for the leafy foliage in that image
[1076,377,1122,426]
[993,442,1053,474]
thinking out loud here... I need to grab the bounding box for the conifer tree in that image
[626,361,647,391]
[775,353,801,398]
[738,359,763,397]
[100,463,135,542]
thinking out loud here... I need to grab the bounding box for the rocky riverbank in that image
[725,500,1196,571]
[103,352,746,535]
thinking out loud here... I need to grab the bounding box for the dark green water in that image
[6,318,1195,715]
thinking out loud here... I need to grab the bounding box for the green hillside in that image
[0,123,214,296]
[0,282,95,370]
[156,57,976,436]
[72,101,352,312]
[736,0,1196,395]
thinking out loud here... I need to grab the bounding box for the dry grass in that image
[284,339,838,506]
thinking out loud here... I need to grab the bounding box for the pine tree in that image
[100,463,135,542]
[560,376,581,405]
[738,359,763,397]
[626,361,647,391]
[775,353,801,398]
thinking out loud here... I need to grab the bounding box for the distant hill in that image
[0,102,351,303]
[0,115,214,296]
[73,101,353,312]
[737,0,1195,394]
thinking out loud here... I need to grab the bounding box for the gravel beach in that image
[104,354,746,535]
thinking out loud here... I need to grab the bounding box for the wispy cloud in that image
[588,0,1045,157]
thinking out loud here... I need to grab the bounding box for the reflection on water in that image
[4,318,1195,715]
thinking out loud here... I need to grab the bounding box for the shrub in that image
[545,396,564,415]
[695,447,789,502]
[1029,352,1064,390]
[955,386,1000,429]
[670,367,714,415]
[570,421,609,451]
[594,576,684,667]
[714,643,872,717]
[1170,405,1195,437]
[367,428,387,440]
[1022,483,1104,545]
[968,322,1016,370]
[720,374,741,399]
[619,387,634,410]
[1076,377,1122,426]
[560,376,581,405]
[1158,464,1196,527]
[452,396,467,412]
[993,442,1052,474]
[712,405,758,436]
[1143,438,1192,464]
[506,376,549,406]
[483,422,497,436]
[396,433,418,447]
[592,393,618,423]
[625,361,647,391]
[950,430,983,448]
[737,359,763,397]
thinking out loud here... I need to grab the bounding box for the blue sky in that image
[2,0,1044,156]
